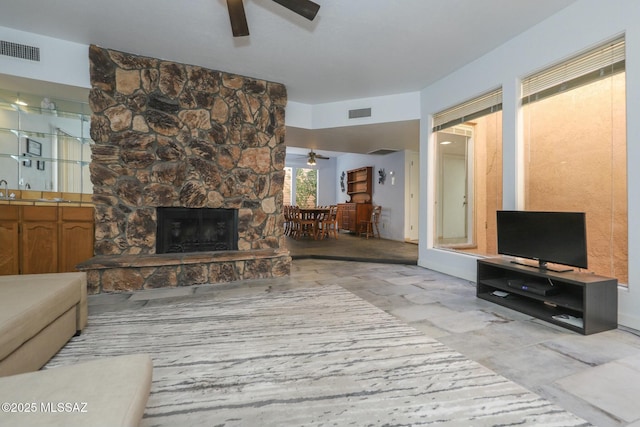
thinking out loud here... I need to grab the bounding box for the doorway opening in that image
[435,125,474,247]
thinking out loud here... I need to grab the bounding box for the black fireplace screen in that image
[156,207,238,254]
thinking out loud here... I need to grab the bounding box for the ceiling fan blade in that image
[227,0,250,37]
[309,150,329,160]
[271,0,320,21]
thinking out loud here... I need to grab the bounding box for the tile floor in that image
[88,258,640,427]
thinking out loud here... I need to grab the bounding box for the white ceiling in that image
[0,0,576,157]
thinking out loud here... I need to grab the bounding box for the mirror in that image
[0,87,93,196]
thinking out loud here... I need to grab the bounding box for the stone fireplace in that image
[77,45,291,293]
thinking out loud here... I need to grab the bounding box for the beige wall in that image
[523,74,628,282]
[473,113,503,255]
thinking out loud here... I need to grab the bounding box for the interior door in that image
[441,153,467,239]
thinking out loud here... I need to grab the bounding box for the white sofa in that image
[0,354,153,427]
[0,272,88,376]
[0,272,152,427]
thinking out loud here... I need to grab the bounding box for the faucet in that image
[0,179,7,199]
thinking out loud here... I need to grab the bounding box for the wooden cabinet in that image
[477,258,618,335]
[338,203,373,233]
[0,205,94,275]
[59,207,95,273]
[21,206,58,274]
[338,203,356,231]
[340,167,374,233]
[347,167,373,203]
[0,206,20,275]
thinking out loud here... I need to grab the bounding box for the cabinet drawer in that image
[0,206,19,221]
[22,206,58,221]
[62,206,94,221]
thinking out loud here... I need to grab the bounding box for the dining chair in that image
[283,205,292,236]
[319,205,339,239]
[293,206,316,239]
[359,205,382,239]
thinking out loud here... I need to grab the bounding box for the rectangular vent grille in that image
[368,148,398,155]
[0,40,40,61]
[348,108,372,119]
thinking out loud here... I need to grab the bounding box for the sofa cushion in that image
[0,307,77,377]
[0,274,83,361]
[0,354,153,427]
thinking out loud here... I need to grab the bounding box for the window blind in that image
[432,88,502,132]
[522,36,625,105]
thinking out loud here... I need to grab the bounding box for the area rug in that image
[47,285,590,426]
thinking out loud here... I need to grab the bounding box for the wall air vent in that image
[0,40,40,61]
[348,107,372,119]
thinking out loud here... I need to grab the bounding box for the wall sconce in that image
[389,170,395,185]
[378,168,386,184]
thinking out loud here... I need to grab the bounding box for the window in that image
[295,168,317,207]
[522,37,627,283]
[283,166,318,207]
[433,88,503,255]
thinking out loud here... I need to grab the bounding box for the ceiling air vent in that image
[348,107,372,119]
[368,148,398,155]
[0,40,40,61]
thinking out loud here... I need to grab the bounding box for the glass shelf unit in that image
[0,88,93,195]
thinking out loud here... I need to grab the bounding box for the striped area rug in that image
[47,285,590,426]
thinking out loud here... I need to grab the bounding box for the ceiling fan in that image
[226,0,321,37]
[307,149,329,165]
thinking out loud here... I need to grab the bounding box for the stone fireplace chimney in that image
[77,45,291,293]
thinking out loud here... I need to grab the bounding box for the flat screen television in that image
[496,211,588,272]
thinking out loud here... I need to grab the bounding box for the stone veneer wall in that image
[80,45,291,293]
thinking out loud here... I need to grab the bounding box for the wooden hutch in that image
[338,166,373,233]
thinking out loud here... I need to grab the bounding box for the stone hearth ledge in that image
[76,249,291,294]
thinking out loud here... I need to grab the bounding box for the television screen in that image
[496,211,588,270]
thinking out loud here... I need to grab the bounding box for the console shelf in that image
[477,258,618,335]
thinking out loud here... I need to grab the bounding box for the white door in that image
[441,153,467,239]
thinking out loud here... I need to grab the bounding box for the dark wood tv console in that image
[477,258,618,335]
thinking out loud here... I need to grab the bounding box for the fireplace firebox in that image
[156,207,238,254]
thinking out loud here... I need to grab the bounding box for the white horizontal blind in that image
[432,88,502,132]
[522,36,625,104]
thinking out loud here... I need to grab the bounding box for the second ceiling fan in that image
[226,0,321,37]
[307,149,329,165]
